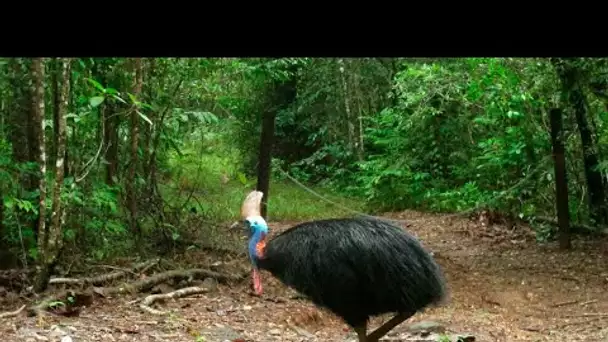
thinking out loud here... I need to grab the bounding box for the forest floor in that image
[2,210,608,342]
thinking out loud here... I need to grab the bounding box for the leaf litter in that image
[1,210,608,341]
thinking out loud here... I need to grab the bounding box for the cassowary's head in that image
[245,215,269,237]
[241,190,268,295]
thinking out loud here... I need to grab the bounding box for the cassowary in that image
[241,191,447,342]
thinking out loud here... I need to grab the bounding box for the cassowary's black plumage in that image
[257,216,447,329]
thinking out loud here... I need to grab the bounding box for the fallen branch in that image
[49,259,159,286]
[140,286,209,315]
[580,299,598,306]
[551,299,579,307]
[101,268,247,296]
[0,305,26,319]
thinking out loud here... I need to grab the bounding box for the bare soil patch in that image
[1,211,607,341]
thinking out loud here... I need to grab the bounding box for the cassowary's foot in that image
[366,311,415,341]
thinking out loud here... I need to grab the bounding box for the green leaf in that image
[127,93,138,104]
[237,172,248,185]
[89,96,105,108]
[86,78,106,92]
[4,197,14,209]
[28,247,38,260]
[136,110,153,126]
[111,94,127,104]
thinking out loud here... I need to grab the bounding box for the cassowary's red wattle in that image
[252,269,263,295]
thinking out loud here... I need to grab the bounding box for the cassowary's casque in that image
[241,191,447,342]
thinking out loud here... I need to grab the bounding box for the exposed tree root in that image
[140,286,209,315]
[100,268,246,297]
[0,305,26,319]
[49,259,159,286]
[16,263,245,317]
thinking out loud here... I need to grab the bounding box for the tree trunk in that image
[553,59,608,225]
[142,58,155,184]
[127,58,143,238]
[256,64,298,219]
[31,58,49,293]
[103,101,119,185]
[549,108,571,249]
[51,59,59,166]
[338,59,357,157]
[256,103,277,220]
[35,58,71,292]
[91,62,119,186]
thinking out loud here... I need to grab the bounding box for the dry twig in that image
[100,268,246,297]
[0,305,26,319]
[49,259,159,286]
[551,299,579,307]
[140,286,209,315]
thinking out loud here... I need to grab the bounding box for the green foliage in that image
[162,134,361,223]
[267,57,608,240]
[2,56,608,265]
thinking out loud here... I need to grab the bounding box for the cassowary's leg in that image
[354,325,367,342]
[366,312,414,341]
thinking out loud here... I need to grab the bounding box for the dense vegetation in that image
[1,57,607,291]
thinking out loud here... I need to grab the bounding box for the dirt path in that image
[2,211,608,341]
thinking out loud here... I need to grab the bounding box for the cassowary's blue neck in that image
[248,229,267,266]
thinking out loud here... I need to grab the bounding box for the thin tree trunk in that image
[549,108,571,249]
[103,101,119,185]
[352,61,365,160]
[127,58,143,238]
[51,59,60,166]
[256,102,277,219]
[31,58,49,292]
[147,78,184,201]
[143,58,155,183]
[338,59,356,155]
[42,58,71,284]
[553,58,608,225]
[256,64,298,218]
